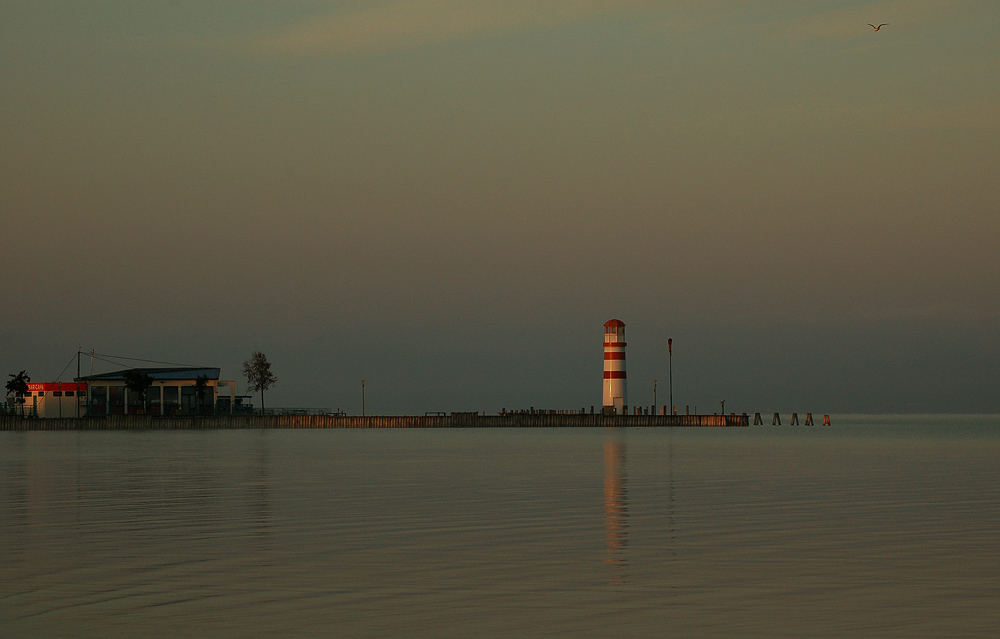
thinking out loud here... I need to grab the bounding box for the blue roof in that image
[78,367,221,381]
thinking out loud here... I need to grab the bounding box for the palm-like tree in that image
[123,370,154,415]
[194,374,211,416]
[5,370,31,417]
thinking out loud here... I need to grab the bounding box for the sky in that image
[2,0,998,415]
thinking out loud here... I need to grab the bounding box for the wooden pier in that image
[0,413,750,431]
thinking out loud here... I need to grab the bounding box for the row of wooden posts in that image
[753,412,832,426]
[0,412,835,430]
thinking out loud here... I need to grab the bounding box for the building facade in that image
[15,382,89,418]
[77,367,236,416]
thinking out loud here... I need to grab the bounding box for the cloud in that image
[775,0,990,43]
[753,97,1000,132]
[248,0,993,56]
[891,99,1000,130]
[253,0,652,56]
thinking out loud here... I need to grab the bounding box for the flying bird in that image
[868,23,888,31]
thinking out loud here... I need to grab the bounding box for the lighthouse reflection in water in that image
[603,428,629,585]
[5,419,1000,638]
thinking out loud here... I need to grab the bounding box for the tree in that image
[194,374,211,416]
[242,351,277,413]
[5,370,30,416]
[124,370,154,415]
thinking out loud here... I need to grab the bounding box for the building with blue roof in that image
[77,367,237,416]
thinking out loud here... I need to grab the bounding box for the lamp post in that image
[361,380,366,417]
[668,338,673,415]
[77,346,81,418]
[654,379,658,414]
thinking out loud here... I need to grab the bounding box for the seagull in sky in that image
[868,23,888,31]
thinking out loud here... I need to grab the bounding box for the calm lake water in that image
[3,416,999,638]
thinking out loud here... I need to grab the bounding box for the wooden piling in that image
[0,412,751,430]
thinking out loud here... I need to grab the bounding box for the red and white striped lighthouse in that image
[603,319,627,414]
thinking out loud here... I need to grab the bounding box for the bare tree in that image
[242,351,277,414]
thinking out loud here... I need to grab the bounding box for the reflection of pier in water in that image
[603,429,628,585]
[249,430,274,563]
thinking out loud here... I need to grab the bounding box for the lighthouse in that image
[603,319,627,414]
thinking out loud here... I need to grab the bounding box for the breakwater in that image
[0,413,749,431]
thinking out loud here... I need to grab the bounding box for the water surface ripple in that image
[2,417,998,637]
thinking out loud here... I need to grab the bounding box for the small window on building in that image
[54,391,63,396]
[37,391,44,397]
[66,391,75,396]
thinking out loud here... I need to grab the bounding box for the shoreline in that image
[0,413,750,430]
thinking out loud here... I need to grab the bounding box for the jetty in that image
[0,413,750,431]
